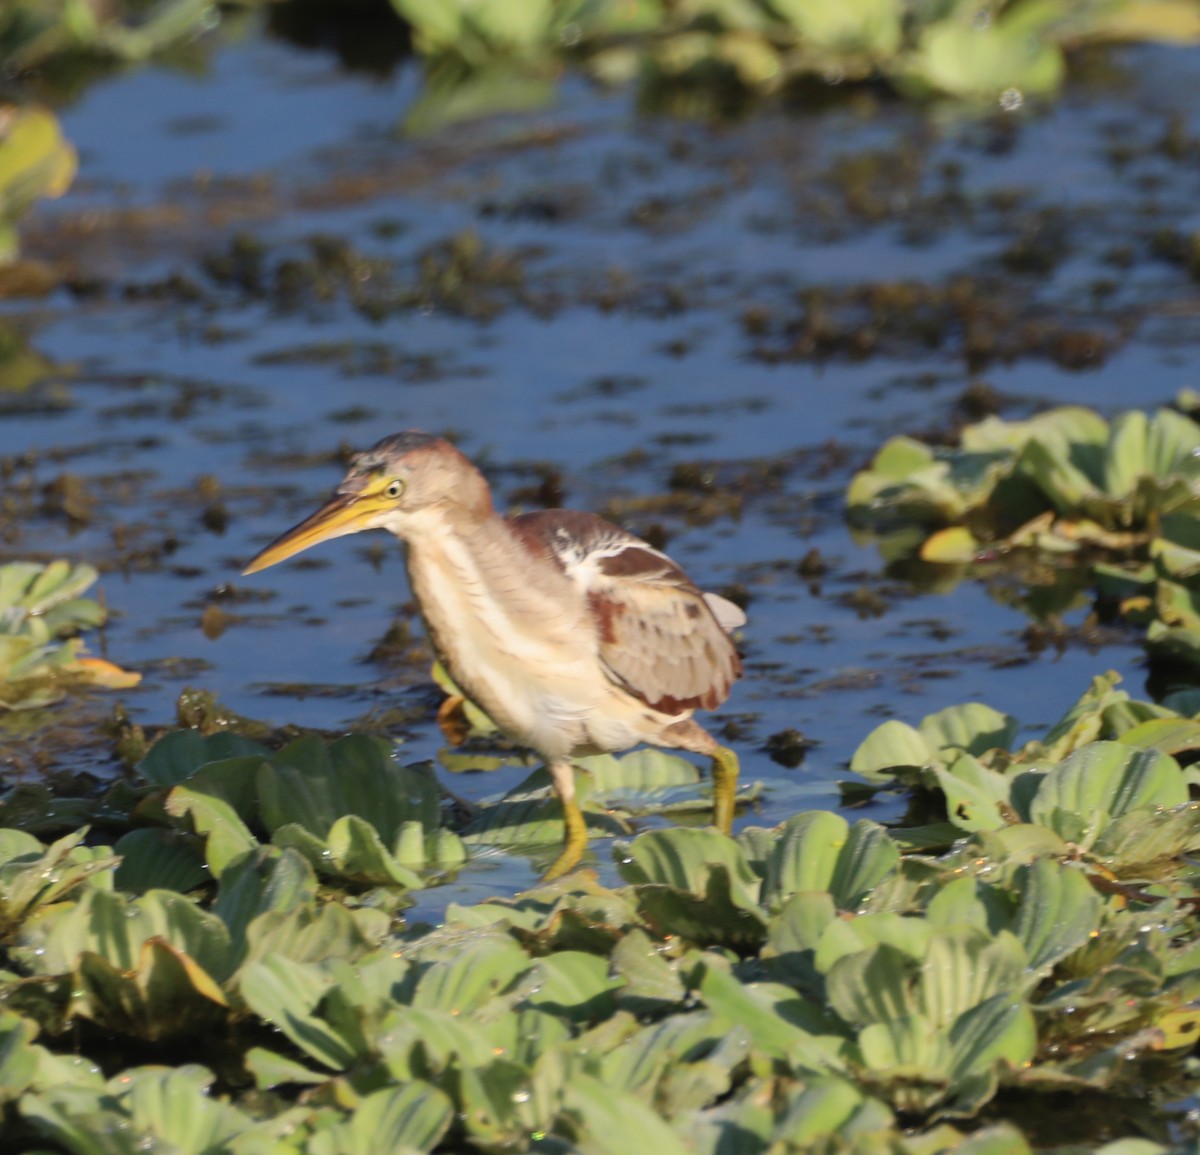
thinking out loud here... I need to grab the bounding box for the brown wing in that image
[510,509,743,716]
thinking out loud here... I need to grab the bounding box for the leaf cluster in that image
[390,0,1200,129]
[0,689,1199,1151]
[846,403,1200,678]
[0,559,138,711]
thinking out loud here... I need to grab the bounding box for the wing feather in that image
[509,510,743,716]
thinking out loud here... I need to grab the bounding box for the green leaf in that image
[1024,742,1187,849]
[17,887,233,983]
[113,829,209,895]
[463,764,626,850]
[76,941,229,1042]
[137,732,267,788]
[919,703,1019,760]
[338,1083,454,1155]
[21,1065,252,1155]
[522,951,621,1022]
[1011,858,1102,975]
[167,785,259,876]
[775,0,902,55]
[762,891,838,990]
[772,1073,893,1145]
[1091,801,1200,867]
[848,720,931,779]
[611,927,687,1013]
[902,18,1065,101]
[0,1011,42,1104]
[617,827,761,909]
[1038,673,1127,761]
[241,901,383,969]
[934,753,1013,833]
[1116,717,1200,755]
[560,1072,693,1155]
[814,911,933,975]
[410,931,531,1014]
[948,994,1037,1083]
[582,748,715,814]
[918,930,1029,1028]
[213,846,317,950]
[0,828,117,933]
[954,1125,1034,1155]
[698,960,833,1064]
[259,735,439,843]
[825,941,919,1028]
[826,926,1028,1032]
[326,815,425,889]
[762,812,899,910]
[244,1046,328,1090]
[926,877,1011,934]
[238,957,364,1071]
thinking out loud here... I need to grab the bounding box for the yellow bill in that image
[243,493,377,575]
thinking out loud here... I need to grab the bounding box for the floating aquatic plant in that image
[0,106,75,264]
[848,404,1200,681]
[390,0,1200,129]
[0,559,138,710]
[0,672,1198,1149]
[847,405,1200,557]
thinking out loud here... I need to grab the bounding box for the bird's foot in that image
[436,694,471,746]
[711,745,740,834]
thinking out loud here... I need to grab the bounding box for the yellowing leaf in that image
[920,526,979,563]
[68,656,142,689]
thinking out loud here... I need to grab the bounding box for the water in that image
[4,26,1198,891]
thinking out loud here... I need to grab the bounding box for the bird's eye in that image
[385,479,404,499]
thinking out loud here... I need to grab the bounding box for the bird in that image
[243,431,745,880]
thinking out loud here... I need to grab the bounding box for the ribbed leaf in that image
[113,829,208,895]
[522,951,621,1022]
[410,933,531,1014]
[849,720,931,780]
[262,735,439,842]
[326,1083,454,1155]
[1025,742,1187,849]
[617,827,761,910]
[934,754,1012,833]
[763,813,902,913]
[1012,859,1102,975]
[917,928,1028,1028]
[167,786,258,876]
[16,888,233,983]
[238,957,362,1071]
[919,703,1019,760]
[137,732,267,788]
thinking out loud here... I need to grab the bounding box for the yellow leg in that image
[711,745,739,834]
[542,793,589,881]
[541,759,588,881]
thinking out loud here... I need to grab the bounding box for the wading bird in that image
[243,432,744,879]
